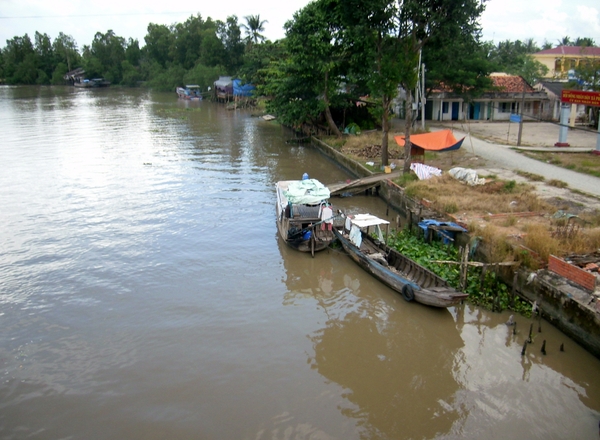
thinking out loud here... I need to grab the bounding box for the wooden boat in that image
[334,214,468,307]
[74,78,110,88]
[275,179,337,256]
[176,85,202,100]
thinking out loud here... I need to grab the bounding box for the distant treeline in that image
[0,14,274,92]
[1,6,597,139]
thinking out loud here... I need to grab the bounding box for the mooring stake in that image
[521,341,528,356]
[560,343,564,352]
[513,322,517,335]
[541,340,546,355]
[527,323,533,343]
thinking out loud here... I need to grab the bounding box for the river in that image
[0,86,599,439]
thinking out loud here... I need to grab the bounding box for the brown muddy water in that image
[0,86,599,439]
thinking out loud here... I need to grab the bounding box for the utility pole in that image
[421,62,426,130]
[517,81,526,146]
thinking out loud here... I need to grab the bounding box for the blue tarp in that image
[233,79,255,97]
[418,219,467,244]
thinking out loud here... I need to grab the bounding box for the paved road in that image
[433,125,600,199]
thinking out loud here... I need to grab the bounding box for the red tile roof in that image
[535,46,600,56]
[490,74,534,93]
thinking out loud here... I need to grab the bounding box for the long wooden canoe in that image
[334,214,468,307]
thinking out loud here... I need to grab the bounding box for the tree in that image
[218,16,245,73]
[242,15,268,45]
[145,23,175,68]
[283,0,346,136]
[571,57,600,129]
[423,11,494,117]
[83,30,127,83]
[52,32,81,73]
[557,36,573,46]
[34,32,54,83]
[173,14,207,69]
[332,0,487,169]
[574,37,596,47]
[2,34,36,84]
[487,39,547,85]
[238,40,285,85]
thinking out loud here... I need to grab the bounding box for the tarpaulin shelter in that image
[233,79,255,97]
[394,129,464,163]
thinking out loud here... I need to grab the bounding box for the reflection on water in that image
[0,86,599,440]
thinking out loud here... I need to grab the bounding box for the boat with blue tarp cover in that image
[176,85,202,100]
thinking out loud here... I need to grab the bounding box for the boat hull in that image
[334,228,468,307]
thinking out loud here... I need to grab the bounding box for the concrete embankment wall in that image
[311,136,600,359]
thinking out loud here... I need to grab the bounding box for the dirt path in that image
[423,122,600,212]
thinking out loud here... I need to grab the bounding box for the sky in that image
[1,0,599,50]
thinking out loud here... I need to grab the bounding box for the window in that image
[499,102,509,113]
[442,102,449,113]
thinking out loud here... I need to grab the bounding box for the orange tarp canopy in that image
[394,129,464,151]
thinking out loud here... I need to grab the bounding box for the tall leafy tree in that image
[84,30,126,83]
[425,26,494,101]
[173,14,207,69]
[218,15,245,73]
[282,0,345,136]
[52,32,81,73]
[145,23,175,68]
[332,0,487,169]
[487,39,547,84]
[238,40,286,85]
[2,34,36,84]
[34,32,53,84]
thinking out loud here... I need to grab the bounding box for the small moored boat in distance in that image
[334,214,468,308]
[275,177,337,256]
[176,85,202,100]
[74,78,111,88]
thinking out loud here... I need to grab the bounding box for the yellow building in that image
[532,46,600,80]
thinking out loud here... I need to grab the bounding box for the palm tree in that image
[574,37,596,48]
[242,15,268,45]
[557,36,572,47]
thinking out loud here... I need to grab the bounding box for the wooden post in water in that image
[560,343,565,352]
[541,340,547,355]
[513,321,517,335]
[521,341,527,356]
[479,264,487,290]
[511,272,517,309]
[527,323,533,343]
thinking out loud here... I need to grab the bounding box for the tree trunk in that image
[403,89,413,174]
[323,71,343,137]
[381,95,391,166]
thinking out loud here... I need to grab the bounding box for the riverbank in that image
[311,133,600,359]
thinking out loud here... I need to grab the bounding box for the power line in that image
[0,11,198,20]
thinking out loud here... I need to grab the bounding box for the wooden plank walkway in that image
[328,171,401,196]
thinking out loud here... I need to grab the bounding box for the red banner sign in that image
[561,89,600,107]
